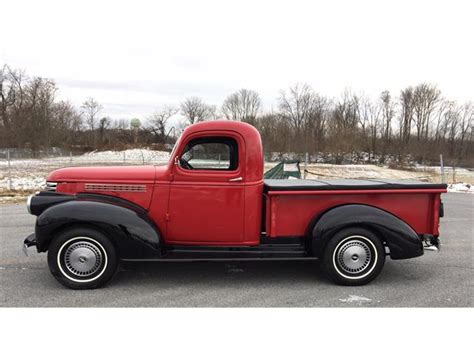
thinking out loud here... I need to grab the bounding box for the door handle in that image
[229,177,243,182]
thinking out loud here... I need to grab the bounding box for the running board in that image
[164,244,308,259]
[121,256,318,262]
[120,243,311,261]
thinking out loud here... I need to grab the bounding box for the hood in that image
[47,165,158,183]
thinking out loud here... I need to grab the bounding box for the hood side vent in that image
[85,183,146,193]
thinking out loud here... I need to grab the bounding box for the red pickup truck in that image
[23,121,446,289]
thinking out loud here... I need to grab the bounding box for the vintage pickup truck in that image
[23,121,446,289]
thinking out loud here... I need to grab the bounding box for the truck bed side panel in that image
[266,191,442,237]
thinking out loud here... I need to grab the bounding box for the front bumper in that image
[23,233,38,256]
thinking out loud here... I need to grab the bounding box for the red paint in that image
[49,165,156,183]
[265,191,444,237]
[48,120,446,246]
[163,123,264,244]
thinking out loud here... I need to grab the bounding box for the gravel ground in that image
[0,193,472,307]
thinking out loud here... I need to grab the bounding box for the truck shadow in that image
[113,259,439,289]
[114,260,333,287]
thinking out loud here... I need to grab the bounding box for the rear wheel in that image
[47,227,118,289]
[322,227,385,286]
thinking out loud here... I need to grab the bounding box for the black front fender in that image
[35,198,163,259]
[310,204,423,260]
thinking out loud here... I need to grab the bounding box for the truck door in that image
[167,133,246,244]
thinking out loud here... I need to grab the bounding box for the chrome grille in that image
[45,182,58,191]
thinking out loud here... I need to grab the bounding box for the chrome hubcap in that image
[337,240,372,274]
[64,241,103,277]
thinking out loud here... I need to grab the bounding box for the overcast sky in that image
[1,0,473,123]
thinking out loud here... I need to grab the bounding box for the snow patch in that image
[0,149,170,192]
[448,183,474,193]
[79,149,169,163]
[0,177,46,191]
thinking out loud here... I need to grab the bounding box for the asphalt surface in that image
[1,193,472,307]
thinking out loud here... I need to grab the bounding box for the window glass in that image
[180,138,238,170]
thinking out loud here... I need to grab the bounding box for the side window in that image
[179,137,238,171]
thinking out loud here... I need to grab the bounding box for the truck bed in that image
[263,178,446,239]
[264,178,447,191]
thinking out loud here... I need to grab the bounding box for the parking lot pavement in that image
[1,193,472,307]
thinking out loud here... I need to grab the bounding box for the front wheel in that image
[322,227,385,286]
[47,227,118,289]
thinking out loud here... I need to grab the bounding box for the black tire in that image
[47,227,118,289]
[322,227,385,286]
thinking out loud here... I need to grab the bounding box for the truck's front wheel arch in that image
[39,221,119,253]
[35,200,164,259]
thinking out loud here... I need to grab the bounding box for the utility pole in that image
[439,154,445,184]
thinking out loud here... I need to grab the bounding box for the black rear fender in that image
[309,204,423,260]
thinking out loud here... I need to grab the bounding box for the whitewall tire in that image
[322,227,385,286]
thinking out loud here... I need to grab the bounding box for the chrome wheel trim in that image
[64,241,102,277]
[57,236,108,283]
[332,235,378,280]
[338,240,371,273]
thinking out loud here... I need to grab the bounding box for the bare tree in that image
[278,83,333,153]
[255,111,292,155]
[98,117,111,146]
[399,87,414,144]
[0,65,26,146]
[380,90,394,143]
[180,97,214,125]
[81,97,102,131]
[458,103,473,156]
[147,105,179,143]
[433,99,452,143]
[439,101,455,143]
[222,89,261,124]
[357,96,380,160]
[50,100,83,147]
[368,100,382,160]
[306,95,330,152]
[447,107,460,156]
[24,77,57,154]
[278,83,317,132]
[413,83,441,141]
[326,90,361,162]
[81,97,102,146]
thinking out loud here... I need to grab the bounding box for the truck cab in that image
[23,121,446,289]
[159,121,264,245]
